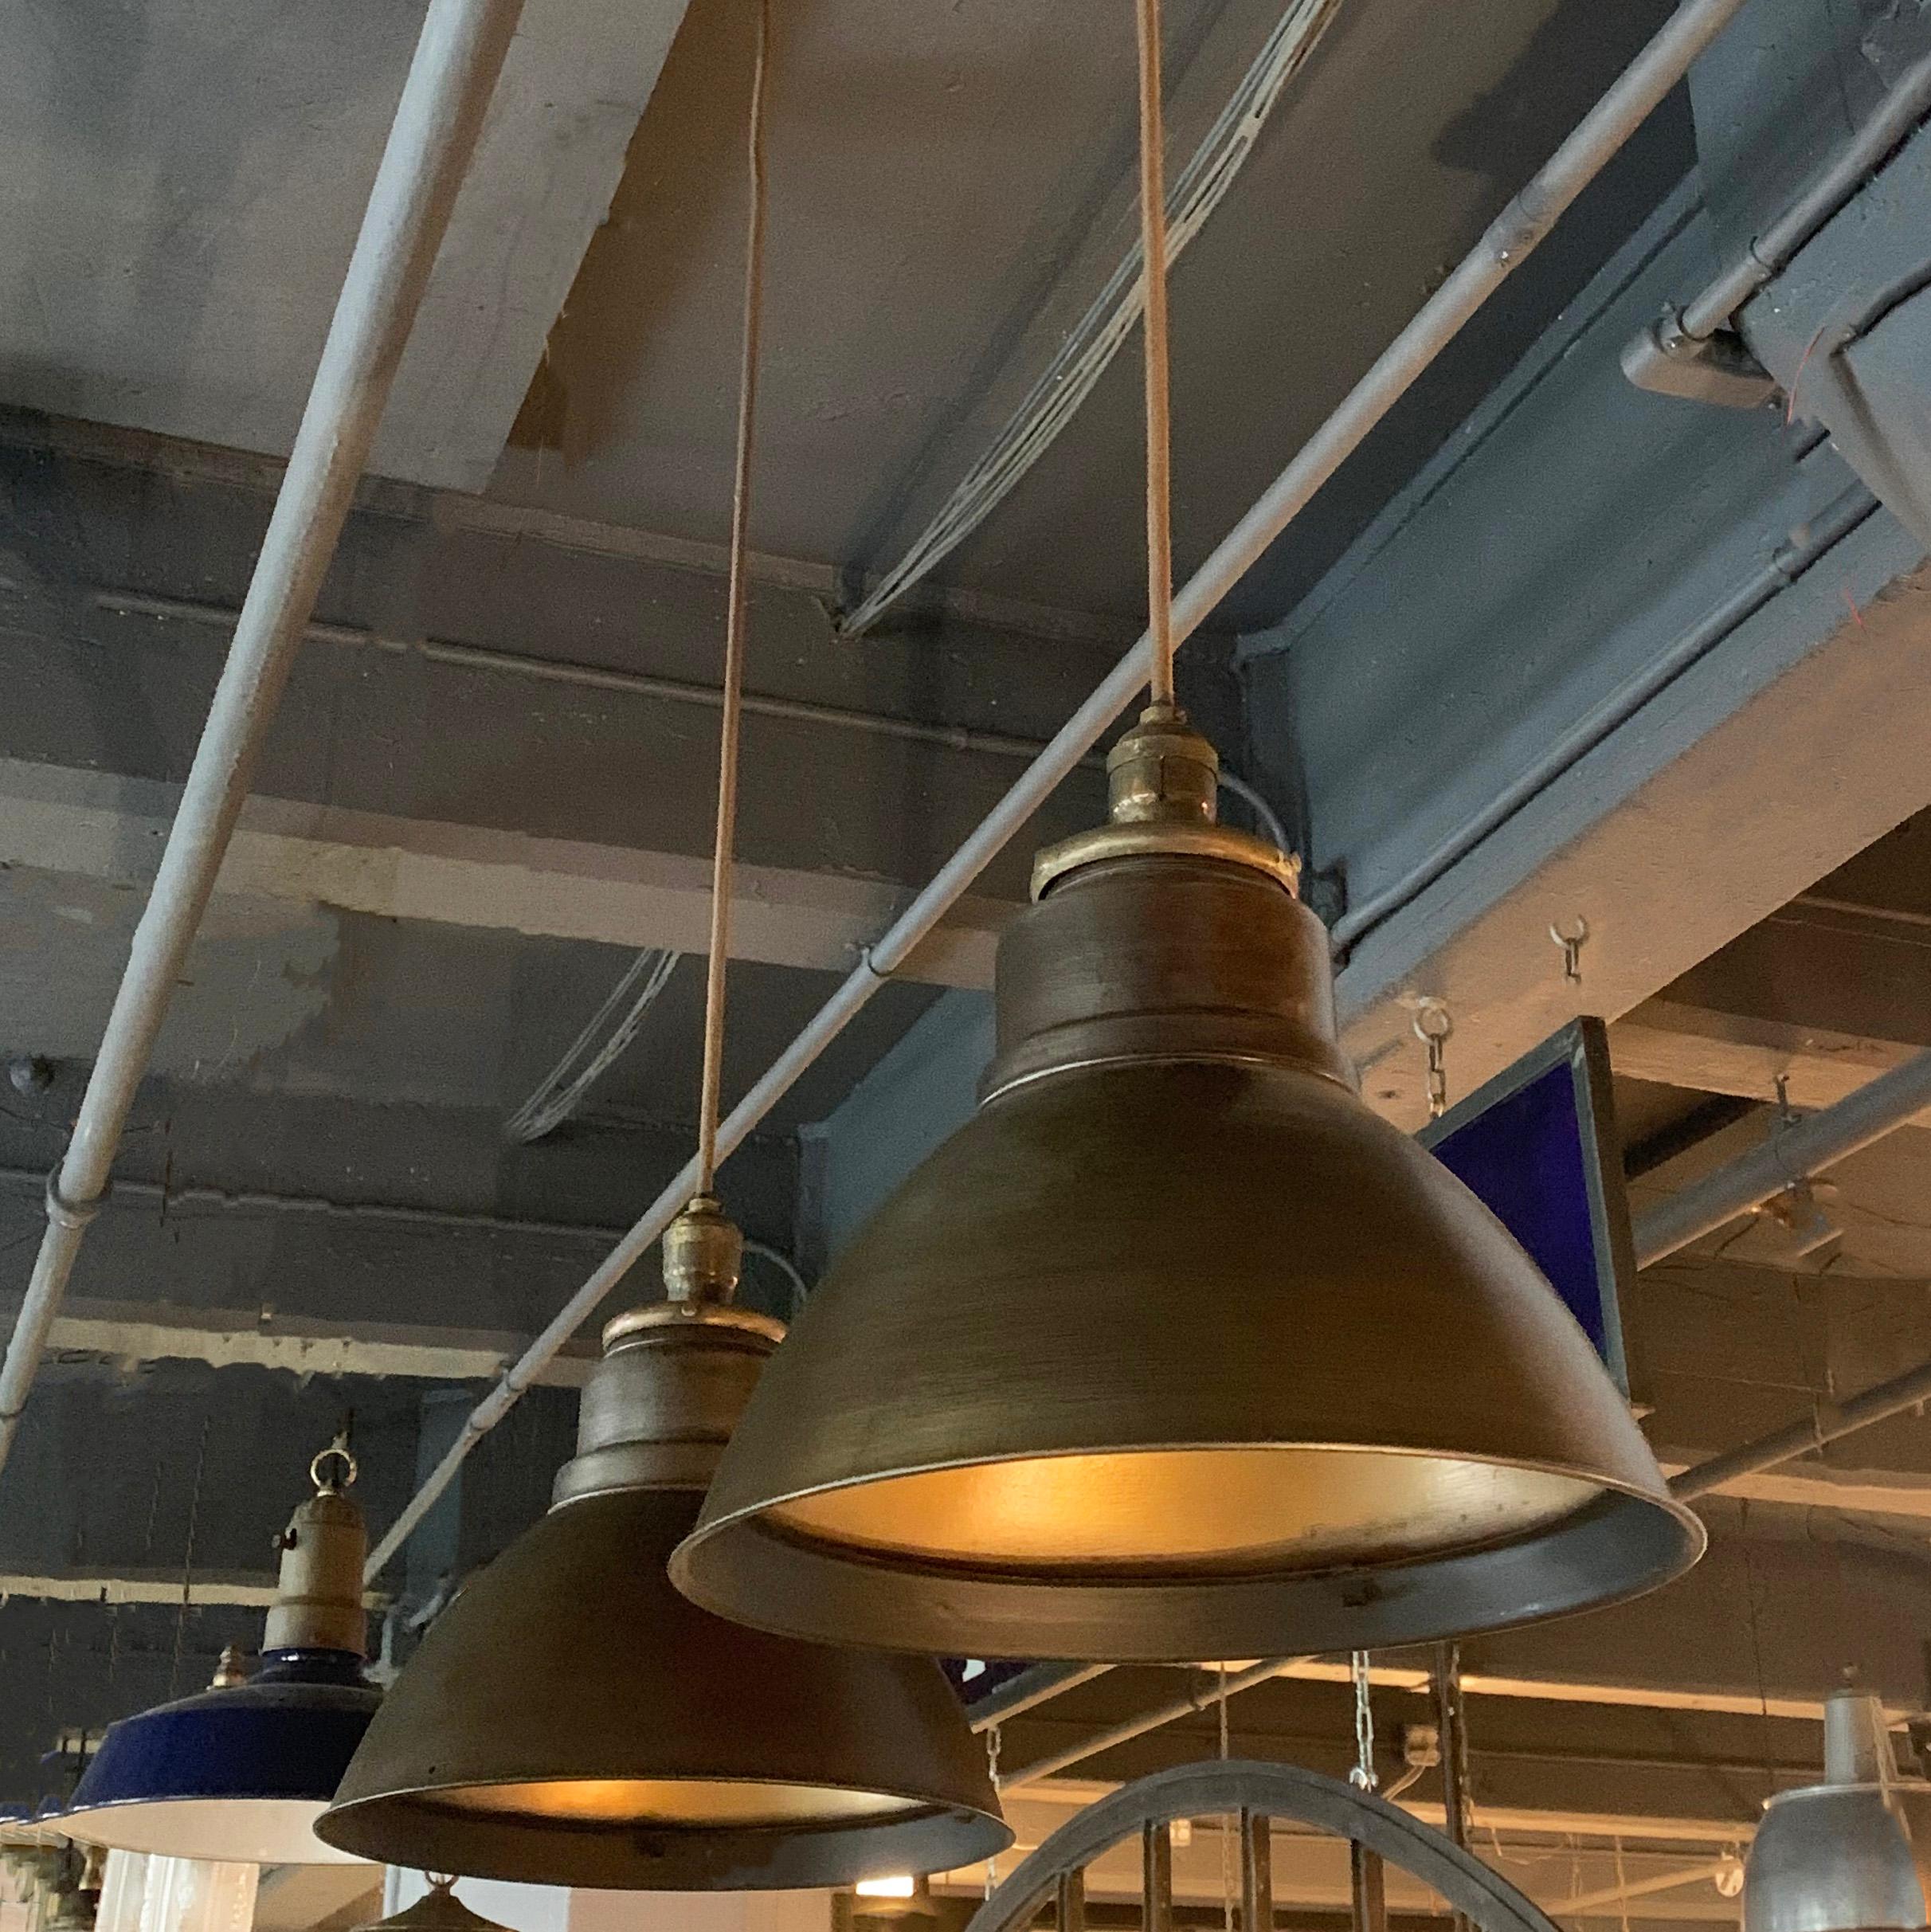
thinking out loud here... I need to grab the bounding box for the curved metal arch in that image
[966,1761,1560,1932]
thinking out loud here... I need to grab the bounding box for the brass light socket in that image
[1106,702,1218,825]
[263,1479,368,1657]
[663,1195,745,1307]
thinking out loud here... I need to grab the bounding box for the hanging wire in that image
[168,1412,213,1699]
[838,0,1345,639]
[505,948,680,1144]
[1135,0,1177,707]
[696,0,773,1194]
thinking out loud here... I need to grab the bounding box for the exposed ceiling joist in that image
[1324,366,1931,1128]
[26,1295,597,1390]
[1612,998,1931,1117]
[0,758,1009,990]
[1008,1780,1756,1850]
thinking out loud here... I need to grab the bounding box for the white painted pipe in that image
[0,0,527,1475]
[1556,1858,1733,1917]
[364,0,1758,1580]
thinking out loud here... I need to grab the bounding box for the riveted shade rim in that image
[316,1489,1008,1887]
[671,1058,1703,1661]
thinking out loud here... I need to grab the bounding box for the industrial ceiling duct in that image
[62,1443,379,1864]
[316,1208,1009,1887]
[1745,1689,1928,1932]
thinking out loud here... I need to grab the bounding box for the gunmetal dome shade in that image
[318,1288,1009,1889]
[670,710,1704,1664]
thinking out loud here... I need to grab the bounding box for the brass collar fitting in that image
[1032,705,1299,901]
[558,1200,784,1509]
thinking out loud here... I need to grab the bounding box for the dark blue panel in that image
[1426,1058,1609,1362]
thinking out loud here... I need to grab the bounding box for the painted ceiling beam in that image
[1613,1000,1931,1121]
[1241,178,1931,1129]
[0,758,1009,990]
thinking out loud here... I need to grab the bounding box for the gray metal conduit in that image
[363,0,1763,1582]
[0,0,528,1478]
[1633,1055,1931,1501]
[969,1664,1118,1734]
[1677,43,1931,339]
[999,1660,1305,1793]
[1671,1356,1931,1502]
[1631,1047,1931,1265]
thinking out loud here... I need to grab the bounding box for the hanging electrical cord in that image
[1216,770,1291,851]
[1137,0,1177,707]
[694,0,772,1201]
[839,0,1344,640]
[504,948,680,1145]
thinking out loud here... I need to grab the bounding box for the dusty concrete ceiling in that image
[2,0,1691,631]
[493,0,1694,625]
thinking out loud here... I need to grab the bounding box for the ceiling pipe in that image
[1556,1858,1735,1917]
[0,0,527,1481]
[969,1664,1118,1734]
[998,1660,1304,1793]
[986,1657,1893,1805]
[1670,1357,1931,1503]
[1632,1048,1931,1266]
[1674,43,1931,341]
[363,0,1759,1581]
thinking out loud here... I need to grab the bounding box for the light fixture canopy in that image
[317,1202,1009,1888]
[671,708,1704,1662]
[62,1444,378,1864]
[1745,1690,1927,1932]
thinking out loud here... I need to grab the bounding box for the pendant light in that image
[62,1442,379,1863]
[314,2,1009,1883]
[666,0,1703,1665]
[1745,1689,1927,1932]
[315,1209,1009,1886]
[349,1877,511,1932]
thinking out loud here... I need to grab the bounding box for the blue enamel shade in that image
[61,1650,378,1866]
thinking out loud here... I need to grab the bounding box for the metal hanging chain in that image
[695,0,773,1195]
[985,1723,1004,1891]
[1136,0,1177,707]
[1349,1650,1378,1791]
[1413,1000,1452,1119]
